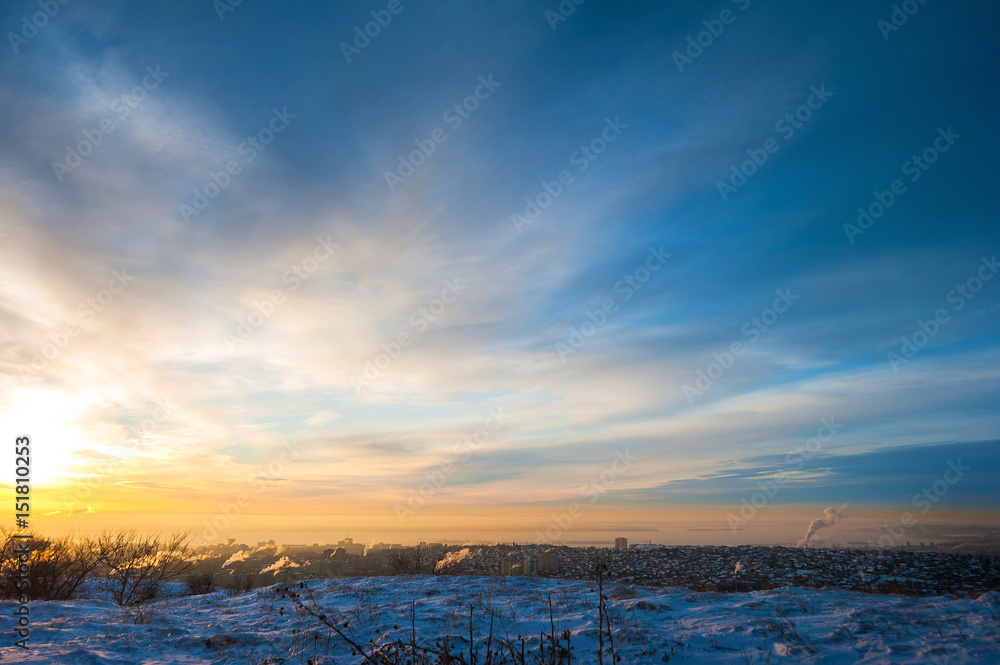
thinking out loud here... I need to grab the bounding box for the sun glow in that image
[0,389,92,487]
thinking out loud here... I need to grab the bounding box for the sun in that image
[0,388,91,487]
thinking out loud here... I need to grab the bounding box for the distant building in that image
[502,554,557,576]
[336,537,365,556]
[502,560,522,576]
[615,537,628,550]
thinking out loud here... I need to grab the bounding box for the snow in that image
[1,576,997,663]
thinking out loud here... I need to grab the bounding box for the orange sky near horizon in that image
[17,488,998,552]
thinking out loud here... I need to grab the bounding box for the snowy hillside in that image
[1,575,998,664]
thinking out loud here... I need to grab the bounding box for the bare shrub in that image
[95,529,193,605]
[225,572,256,596]
[0,527,100,600]
[389,550,417,575]
[185,572,217,595]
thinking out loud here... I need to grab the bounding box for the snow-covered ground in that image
[1,575,998,663]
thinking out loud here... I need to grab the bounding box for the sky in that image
[0,0,998,549]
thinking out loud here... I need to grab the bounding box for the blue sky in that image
[0,0,997,544]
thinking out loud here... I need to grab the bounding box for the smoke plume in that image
[434,547,473,572]
[797,503,848,547]
[223,550,250,568]
[260,556,299,575]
